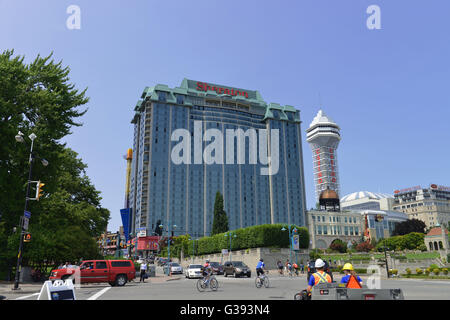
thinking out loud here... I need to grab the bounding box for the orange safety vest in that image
[312,271,332,285]
[346,275,362,289]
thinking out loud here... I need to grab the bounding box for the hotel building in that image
[392,184,450,228]
[128,79,307,237]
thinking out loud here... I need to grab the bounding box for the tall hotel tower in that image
[129,79,307,237]
[306,110,341,201]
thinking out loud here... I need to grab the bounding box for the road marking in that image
[87,287,111,300]
[15,293,39,300]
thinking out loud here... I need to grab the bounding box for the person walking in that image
[140,260,148,283]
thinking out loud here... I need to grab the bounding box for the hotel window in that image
[176,95,184,105]
[158,92,166,102]
[344,226,349,235]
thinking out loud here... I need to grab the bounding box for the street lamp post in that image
[224,232,236,262]
[13,132,48,290]
[281,224,293,263]
[375,214,390,278]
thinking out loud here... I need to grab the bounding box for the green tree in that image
[0,50,109,278]
[211,191,229,235]
[329,239,347,253]
[392,219,426,236]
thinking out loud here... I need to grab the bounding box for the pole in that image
[14,143,34,290]
[384,239,389,278]
[168,226,170,262]
[289,224,292,263]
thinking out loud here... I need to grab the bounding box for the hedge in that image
[160,224,309,258]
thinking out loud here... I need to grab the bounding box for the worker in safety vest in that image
[306,259,332,294]
[340,263,363,288]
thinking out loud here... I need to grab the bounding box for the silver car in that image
[165,262,183,275]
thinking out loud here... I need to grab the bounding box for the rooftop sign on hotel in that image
[186,79,256,100]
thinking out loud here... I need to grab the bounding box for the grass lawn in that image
[404,252,440,260]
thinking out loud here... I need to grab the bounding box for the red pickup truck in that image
[50,260,135,286]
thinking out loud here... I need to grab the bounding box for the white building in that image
[306,110,341,201]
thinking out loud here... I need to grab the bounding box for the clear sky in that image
[1,0,449,232]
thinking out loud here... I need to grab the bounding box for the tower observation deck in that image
[306,110,341,202]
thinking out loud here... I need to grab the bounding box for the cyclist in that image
[202,259,212,284]
[286,260,293,275]
[256,258,266,278]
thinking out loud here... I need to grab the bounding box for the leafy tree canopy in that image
[0,50,109,276]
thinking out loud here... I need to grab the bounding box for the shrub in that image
[406,268,411,275]
[433,268,440,275]
[442,268,448,275]
[416,268,423,275]
[355,242,374,252]
[425,268,431,276]
[429,264,439,270]
[389,269,398,276]
[184,224,309,257]
[329,239,347,253]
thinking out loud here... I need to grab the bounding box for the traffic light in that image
[23,233,31,242]
[36,181,45,201]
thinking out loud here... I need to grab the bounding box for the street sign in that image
[38,279,76,300]
[23,217,29,231]
[24,211,31,219]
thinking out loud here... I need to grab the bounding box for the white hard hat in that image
[315,259,325,268]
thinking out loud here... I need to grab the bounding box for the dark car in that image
[307,260,333,283]
[209,262,224,275]
[223,261,251,278]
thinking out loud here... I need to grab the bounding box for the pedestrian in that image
[140,260,148,283]
[300,261,304,274]
[277,260,283,275]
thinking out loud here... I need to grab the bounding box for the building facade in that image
[308,190,408,249]
[392,184,450,228]
[306,110,341,201]
[129,79,307,237]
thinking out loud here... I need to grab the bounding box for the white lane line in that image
[87,287,111,300]
[15,293,40,300]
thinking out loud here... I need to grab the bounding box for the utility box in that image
[310,283,404,300]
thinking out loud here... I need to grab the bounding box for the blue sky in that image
[1,0,449,232]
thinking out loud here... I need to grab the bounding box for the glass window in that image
[111,261,131,268]
[96,261,107,269]
[158,92,166,102]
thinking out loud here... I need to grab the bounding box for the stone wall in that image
[178,248,310,271]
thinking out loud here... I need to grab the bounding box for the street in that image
[3,272,450,301]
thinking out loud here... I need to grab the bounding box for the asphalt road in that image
[6,274,450,300]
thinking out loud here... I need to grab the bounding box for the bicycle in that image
[255,270,270,288]
[196,275,219,292]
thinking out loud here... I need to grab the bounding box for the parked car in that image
[223,261,251,278]
[164,262,183,275]
[209,262,224,275]
[306,260,333,283]
[185,264,203,279]
[49,260,135,286]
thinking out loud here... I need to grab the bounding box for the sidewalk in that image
[0,273,183,295]
[0,281,43,295]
